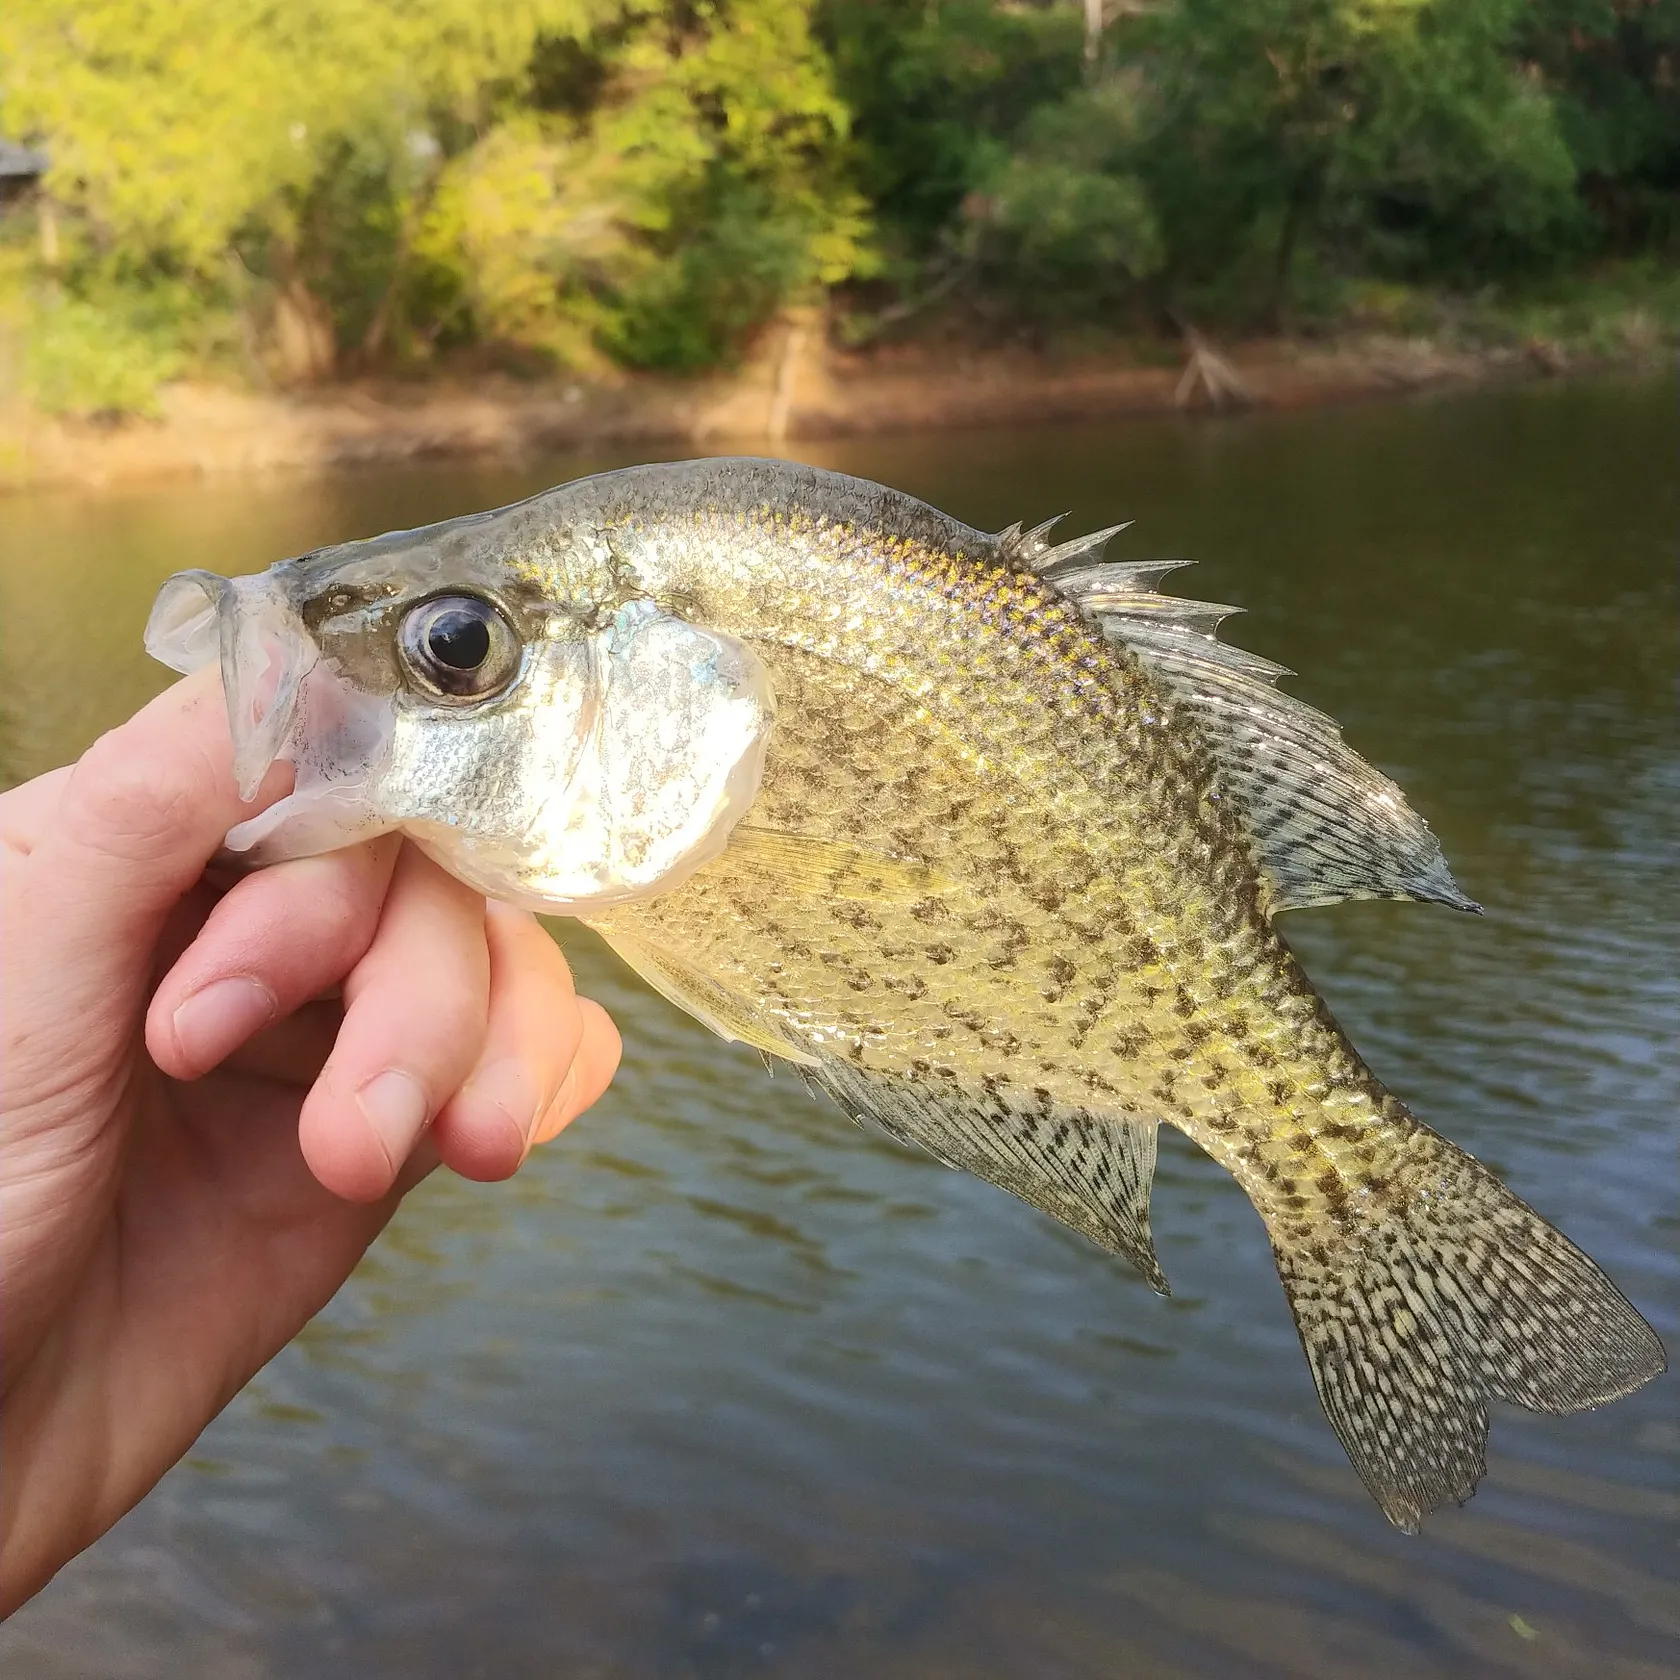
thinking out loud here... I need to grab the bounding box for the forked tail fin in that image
[1273,1133,1666,1531]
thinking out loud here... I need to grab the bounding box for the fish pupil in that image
[427,609,491,671]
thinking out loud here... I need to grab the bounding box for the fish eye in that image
[398,594,522,701]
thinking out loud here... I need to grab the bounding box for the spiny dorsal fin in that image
[999,516,1133,573]
[1023,529,1478,915]
[807,1059,1169,1294]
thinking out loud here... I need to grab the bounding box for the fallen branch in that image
[1174,326,1252,410]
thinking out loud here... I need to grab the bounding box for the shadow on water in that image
[0,374,1675,1678]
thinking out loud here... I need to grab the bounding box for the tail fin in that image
[1273,1134,1666,1531]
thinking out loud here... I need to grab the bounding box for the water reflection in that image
[1,375,1675,1677]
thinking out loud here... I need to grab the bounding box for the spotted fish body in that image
[146,458,1665,1530]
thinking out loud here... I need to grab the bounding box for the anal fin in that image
[809,1058,1169,1294]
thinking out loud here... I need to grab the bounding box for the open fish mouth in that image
[145,567,394,860]
[146,568,315,798]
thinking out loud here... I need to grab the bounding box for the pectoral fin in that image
[725,826,955,903]
[588,922,820,1067]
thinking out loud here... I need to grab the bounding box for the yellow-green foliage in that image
[0,0,1673,413]
[412,0,869,369]
[0,0,867,406]
[0,1,592,272]
[16,292,184,417]
[412,118,629,369]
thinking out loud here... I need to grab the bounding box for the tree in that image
[817,0,1085,253]
[0,0,866,395]
[1115,0,1583,319]
[1517,0,1680,250]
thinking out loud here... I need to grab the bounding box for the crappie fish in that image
[146,457,1664,1530]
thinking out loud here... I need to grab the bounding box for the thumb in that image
[36,667,290,982]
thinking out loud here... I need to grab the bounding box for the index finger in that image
[35,669,293,971]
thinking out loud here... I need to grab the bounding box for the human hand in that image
[0,669,621,1614]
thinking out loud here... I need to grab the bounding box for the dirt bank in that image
[0,330,1568,493]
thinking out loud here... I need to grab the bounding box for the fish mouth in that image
[147,567,395,864]
[146,568,316,800]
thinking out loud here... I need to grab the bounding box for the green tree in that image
[1125,0,1583,321]
[1517,0,1680,250]
[415,0,870,371]
[817,0,1085,253]
[0,0,866,401]
[969,77,1164,313]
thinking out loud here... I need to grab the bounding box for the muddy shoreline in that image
[0,331,1595,493]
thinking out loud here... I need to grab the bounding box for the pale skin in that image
[0,668,622,1615]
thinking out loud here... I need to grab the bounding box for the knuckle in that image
[305,864,385,953]
[212,863,381,993]
[349,955,485,1041]
[528,994,582,1080]
[64,728,216,864]
[437,973,490,1034]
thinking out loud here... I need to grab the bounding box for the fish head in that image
[145,515,775,911]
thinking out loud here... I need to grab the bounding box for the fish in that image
[146,456,1665,1530]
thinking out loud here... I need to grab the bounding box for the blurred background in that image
[0,0,1676,419]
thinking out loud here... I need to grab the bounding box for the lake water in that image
[2,375,1676,1678]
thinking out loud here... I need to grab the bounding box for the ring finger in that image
[432,904,588,1182]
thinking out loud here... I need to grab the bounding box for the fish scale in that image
[593,532,1385,1205]
[145,454,1665,1533]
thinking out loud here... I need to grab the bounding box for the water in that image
[2,375,1676,1678]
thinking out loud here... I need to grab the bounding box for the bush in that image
[606,174,837,371]
[21,291,185,417]
[970,79,1162,309]
[981,163,1161,301]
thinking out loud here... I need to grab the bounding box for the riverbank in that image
[0,326,1650,492]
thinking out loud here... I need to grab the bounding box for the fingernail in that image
[172,977,276,1071]
[355,1070,431,1164]
[459,1059,543,1159]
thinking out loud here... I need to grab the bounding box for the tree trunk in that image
[1269,166,1319,332]
[766,316,806,444]
[273,277,337,384]
[38,196,59,268]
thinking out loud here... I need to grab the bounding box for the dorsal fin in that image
[1022,527,1478,915]
[999,516,1133,573]
[807,1059,1169,1294]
